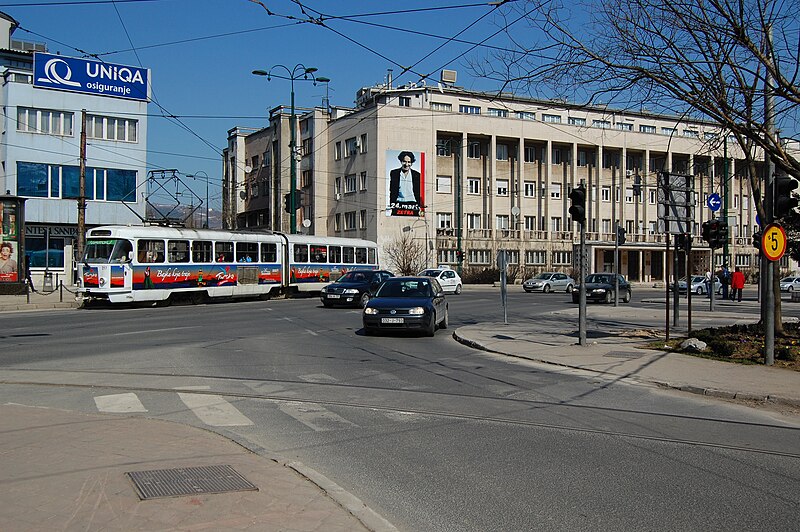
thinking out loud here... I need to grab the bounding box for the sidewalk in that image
[0,284,79,311]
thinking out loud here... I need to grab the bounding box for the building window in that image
[661,127,678,136]
[550,183,561,199]
[469,249,490,264]
[399,96,411,107]
[437,141,452,156]
[302,138,312,156]
[524,181,536,198]
[468,142,481,158]
[467,213,482,229]
[496,144,509,161]
[467,178,480,195]
[334,176,342,195]
[487,108,508,117]
[360,134,368,153]
[552,250,572,265]
[542,114,561,123]
[550,217,561,232]
[86,114,138,142]
[436,175,452,193]
[437,212,452,229]
[524,216,536,230]
[345,137,358,156]
[743,195,749,209]
[601,186,610,202]
[524,146,537,162]
[17,107,74,137]
[344,211,356,230]
[551,148,564,164]
[577,150,589,167]
[360,209,367,229]
[360,171,368,191]
[334,213,341,232]
[431,102,452,112]
[649,189,657,205]
[602,219,611,233]
[683,129,699,138]
[334,141,342,160]
[459,105,481,114]
[16,161,135,201]
[345,174,357,193]
[616,122,633,131]
[496,215,510,230]
[525,250,546,265]
[625,188,634,203]
[516,111,535,120]
[592,120,611,129]
[568,116,586,126]
[496,179,509,196]
[640,125,656,134]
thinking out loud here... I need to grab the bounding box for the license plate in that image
[327,294,340,299]
[381,317,404,324]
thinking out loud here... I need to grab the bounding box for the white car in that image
[780,276,800,292]
[418,267,462,294]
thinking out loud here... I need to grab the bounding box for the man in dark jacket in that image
[389,151,421,208]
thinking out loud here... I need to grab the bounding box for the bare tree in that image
[383,232,425,275]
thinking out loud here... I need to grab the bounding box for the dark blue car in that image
[320,269,394,308]
[362,276,448,337]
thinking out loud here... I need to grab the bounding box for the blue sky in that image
[3,0,520,210]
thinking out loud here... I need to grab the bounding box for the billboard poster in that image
[385,150,425,217]
[0,201,19,283]
[33,52,149,102]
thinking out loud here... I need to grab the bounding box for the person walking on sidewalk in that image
[719,264,731,300]
[730,267,745,302]
[704,269,712,298]
[24,254,36,292]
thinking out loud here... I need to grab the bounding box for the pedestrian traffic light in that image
[616,226,626,246]
[774,174,799,218]
[752,229,763,252]
[568,184,586,224]
[283,192,292,213]
[675,233,691,252]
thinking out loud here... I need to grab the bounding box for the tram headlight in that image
[99,277,107,287]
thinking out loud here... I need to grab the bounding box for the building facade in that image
[0,12,149,287]
[226,74,797,282]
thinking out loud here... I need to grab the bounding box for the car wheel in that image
[696,286,703,295]
[543,284,551,293]
[789,286,795,292]
[359,292,370,308]
[565,284,573,293]
[426,312,437,337]
[439,306,449,329]
[622,289,631,303]
[454,284,462,295]
[605,291,613,304]
[322,300,333,308]
[572,296,579,304]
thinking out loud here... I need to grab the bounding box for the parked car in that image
[320,269,394,308]
[669,275,722,295]
[362,276,448,337]
[571,273,632,303]
[418,266,462,294]
[780,276,800,292]
[522,272,575,293]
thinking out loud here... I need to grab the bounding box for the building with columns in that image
[225,74,797,282]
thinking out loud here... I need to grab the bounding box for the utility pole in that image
[764,23,775,365]
[77,110,87,262]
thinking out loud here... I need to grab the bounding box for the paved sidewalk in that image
[0,285,79,311]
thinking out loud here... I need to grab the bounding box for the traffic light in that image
[283,192,292,213]
[616,226,626,246]
[568,184,586,224]
[675,233,691,252]
[774,174,799,218]
[456,250,464,262]
[752,229,763,252]
[632,175,642,196]
[715,219,729,248]
[294,189,304,211]
[702,218,728,249]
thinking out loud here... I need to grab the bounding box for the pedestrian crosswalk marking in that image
[278,401,357,432]
[94,393,147,413]
[177,392,254,427]
[299,373,337,383]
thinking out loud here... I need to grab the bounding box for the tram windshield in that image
[83,239,133,264]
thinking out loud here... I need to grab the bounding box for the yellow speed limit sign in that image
[762,223,787,262]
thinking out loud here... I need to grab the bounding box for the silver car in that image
[671,275,722,295]
[780,276,800,292]
[523,272,575,293]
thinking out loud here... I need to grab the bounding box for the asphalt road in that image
[1,287,798,531]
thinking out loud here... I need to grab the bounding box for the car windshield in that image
[586,274,613,284]
[339,271,371,283]
[377,279,431,298]
[781,277,795,283]
[535,273,552,280]
[419,270,440,277]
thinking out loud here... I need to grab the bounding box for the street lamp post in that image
[253,65,327,234]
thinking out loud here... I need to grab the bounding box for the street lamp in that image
[187,171,209,228]
[253,65,326,234]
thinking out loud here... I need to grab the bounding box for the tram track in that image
[2,367,799,460]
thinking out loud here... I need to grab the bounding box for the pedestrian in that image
[730,266,745,302]
[24,254,36,292]
[719,264,730,300]
[704,269,712,298]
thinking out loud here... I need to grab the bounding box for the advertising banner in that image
[0,200,19,283]
[385,150,425,217]
[34,52,149,102]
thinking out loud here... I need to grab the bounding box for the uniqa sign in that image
[33,52,149,102]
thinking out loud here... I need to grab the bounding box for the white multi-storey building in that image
[226,72,795,282]
[0,12,149,287]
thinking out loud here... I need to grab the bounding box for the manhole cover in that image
[126,465,258,500]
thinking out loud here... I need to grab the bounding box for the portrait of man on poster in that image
[386,150,425,217]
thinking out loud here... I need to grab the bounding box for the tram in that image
[78,225,379,304]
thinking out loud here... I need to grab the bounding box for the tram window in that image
[368,248,376,264]
[138,239,165,263]
[111,240,133,262]
[261,243,277,262]
[236,242,258,262]
[168,240,190,263]
[343,246,355,263]
[192,241,213,263]
[215,242,233,262]
[329,246,341,263]
[294,245,309,263]
[355,247,367,264]
[310,245,327,263]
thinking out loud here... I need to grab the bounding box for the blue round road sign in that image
[707,193,722,212]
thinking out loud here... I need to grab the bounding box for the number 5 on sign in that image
[762,223,787,262]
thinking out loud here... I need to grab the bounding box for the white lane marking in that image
[299,373,337,383]
[177,393,253,427]
[304,329,319,336]
[94,393,147,413]
[111,326,203,337]
[278,401,358,432]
